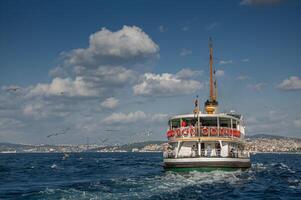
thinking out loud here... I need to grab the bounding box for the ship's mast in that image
[209,38,215,101]
[205,37,218,114]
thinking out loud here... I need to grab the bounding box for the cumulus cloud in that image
[175,68,202,79]
[67,25,159,66]
[103,111,168,124]
[0,25,165,144]
[28,77,99,97]
[133,70,203,97]
[237,75,250,80]
[23,101,49,119]
[76,66,136,86]
[248,83,265,91]
[180,48,192,56]
[215,69,225,77]
[246,111,289,135]
[240,0,282,6]
[219,60,233,65]
[241,58,250,62]
[101,97,119,109]
[277,76,301,90]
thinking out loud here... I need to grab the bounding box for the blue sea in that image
[0,153,300,200]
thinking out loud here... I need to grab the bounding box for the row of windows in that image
[169,117,239,129]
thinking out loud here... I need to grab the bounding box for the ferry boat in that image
[163,39,251,169]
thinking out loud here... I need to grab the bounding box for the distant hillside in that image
[247,134,301,141]
[118,141,165,151]
[0,143,33,152]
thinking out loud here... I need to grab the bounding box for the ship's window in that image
[200,117,217,126]
[219,117,231,128]
[171,119,180,128]
[183,118,197,126]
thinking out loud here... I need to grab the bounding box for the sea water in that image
[0,153,300,199]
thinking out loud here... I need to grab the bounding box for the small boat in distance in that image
[163,39,251,169]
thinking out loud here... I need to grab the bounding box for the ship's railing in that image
[163,149,250,159]
[166,126,242,140]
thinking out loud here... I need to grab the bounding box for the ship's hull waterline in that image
[163,157,251,169]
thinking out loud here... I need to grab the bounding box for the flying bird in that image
[5,86,21,94]
[104,129,121,132]
[47,127,70,138]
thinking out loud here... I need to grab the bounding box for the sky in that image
[0,0,300,145]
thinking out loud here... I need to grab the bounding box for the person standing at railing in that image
[206,145,212,157]
[193,95,200,117]
[191,145,197,157]
[181,120,187,127]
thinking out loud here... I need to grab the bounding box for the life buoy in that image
[182,128,189,137]
[230,129,234,136]
[202,127,208,136]
[225,128,230,136]
[233,130,240,137]
[210,127,217,136]
[220,128,225,136]
[166,130,175,137]
[232,130,237,137]
[176,128,181,137]
[190,126,196,137]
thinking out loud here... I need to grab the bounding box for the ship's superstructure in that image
[163,39,251,169]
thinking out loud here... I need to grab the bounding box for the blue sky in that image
[0,0,300,144]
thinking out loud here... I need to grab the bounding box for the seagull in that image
[5,86,20,92]
[99,138,109,144]
[104,129,121,132]
[47,128,70,138]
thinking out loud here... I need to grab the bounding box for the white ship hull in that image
[164,157,251,168]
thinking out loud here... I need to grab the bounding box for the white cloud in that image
[23,102,48,119]
[103,111,168,124]
[240,0,282,6]
[150,113,169,122]
[76,66,136,87]
[68,25,159,66]
[133,70,203,97]
[175,68,202,79]
[29,77,99,97]
[248,83,265,91]
[103,111,146,124]
[293,119,301,128]
[180,48,192,56]
[158,25,167,33]
[219,60,233,65]
[237,75,249,80]
[205,22,219,31]
[277,76,301,90]
[101,97,119,109]
[241,58,250,62]
[215,69,225,77]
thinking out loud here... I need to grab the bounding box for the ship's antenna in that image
[209,37,216,102]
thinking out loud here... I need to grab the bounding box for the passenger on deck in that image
[191,145,197,157]
[181,120,187,127]
[230,147,234,158]
[206,145,212,157]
